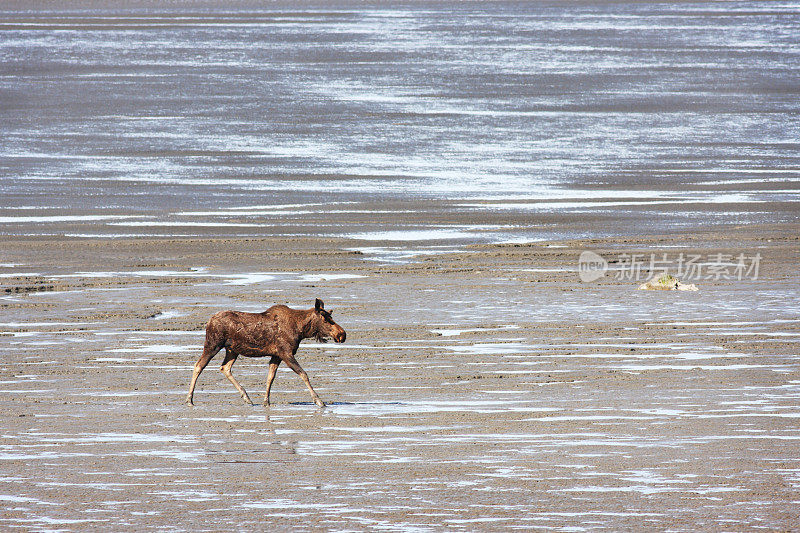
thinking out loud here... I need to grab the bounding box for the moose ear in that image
[315,298,324,311]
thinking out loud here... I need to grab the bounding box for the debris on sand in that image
[638,273,698,291]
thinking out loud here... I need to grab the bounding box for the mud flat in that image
[0,224,798,531]
[2,1,799,529]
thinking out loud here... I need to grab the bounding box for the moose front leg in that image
[263,356,281,407]
[282,355,325,408]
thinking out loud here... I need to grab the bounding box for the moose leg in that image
[186,343,222,406]
[263,356,281,407]
[283,356,325,408]
[220,349,253,405]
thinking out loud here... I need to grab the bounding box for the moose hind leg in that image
[220,349,253,405]
[283,356,325,408]
[186,342,222,406]
[263,356,281,407]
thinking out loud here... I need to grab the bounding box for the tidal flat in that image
[1,228,798,531]
[2,0,800,529]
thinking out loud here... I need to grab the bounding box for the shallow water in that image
[1,0,799,247]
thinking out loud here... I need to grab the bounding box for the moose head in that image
[311,298,346,344]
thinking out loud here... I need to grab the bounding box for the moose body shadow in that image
[185,299,346,408]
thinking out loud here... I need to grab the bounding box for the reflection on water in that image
[1,1,798,244]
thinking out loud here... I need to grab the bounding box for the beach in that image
[2,1,800,530]
[1,226,799,530]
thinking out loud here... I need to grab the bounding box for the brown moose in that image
[185,299,346,408]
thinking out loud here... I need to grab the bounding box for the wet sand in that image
[2,1,800,529]
[1,224,799,531]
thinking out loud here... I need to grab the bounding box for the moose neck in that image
[299,309,319,340]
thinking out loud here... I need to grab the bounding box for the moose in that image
[185,299,346,408]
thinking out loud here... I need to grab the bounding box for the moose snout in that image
[334,328,346,343]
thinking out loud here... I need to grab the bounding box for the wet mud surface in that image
[1,228,799,530]
[2,1,799,529]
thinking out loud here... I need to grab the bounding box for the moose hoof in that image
[185,397,194,406]
[314,399,326,408]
